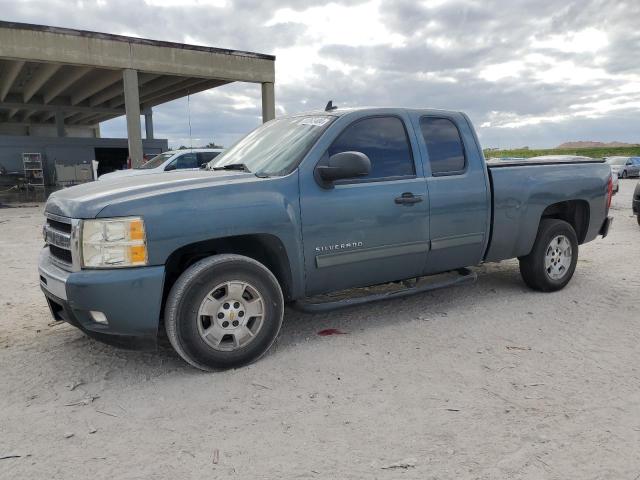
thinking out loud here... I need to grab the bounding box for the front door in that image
[300,115,429,296]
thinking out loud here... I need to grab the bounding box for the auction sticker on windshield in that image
[300,117,331,127]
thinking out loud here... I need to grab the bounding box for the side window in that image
[420,117,466,175]
[175,153,198,169]
[197,152,220,166]
[164,159,177,171]
[328,116,415,180]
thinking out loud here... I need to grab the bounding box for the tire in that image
[519,219,579,292]
[165,254,284,371]
[637,215,640,227]
[622,170,628,179]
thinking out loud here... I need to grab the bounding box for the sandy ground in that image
[1,180,639,480]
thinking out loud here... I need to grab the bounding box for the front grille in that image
[47,218,72,234]
[49,245,73,264]
[44,214,74,270]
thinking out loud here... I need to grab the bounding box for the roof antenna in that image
[325,100,338,111]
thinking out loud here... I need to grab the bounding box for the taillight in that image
[606,175,613,210]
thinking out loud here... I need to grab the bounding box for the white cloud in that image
[144,0,227,7]
[533,27,609,53]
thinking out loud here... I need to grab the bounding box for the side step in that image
[292,268,477,313]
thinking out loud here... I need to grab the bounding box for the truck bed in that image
[487,157,605,168]
[484,160,611,263]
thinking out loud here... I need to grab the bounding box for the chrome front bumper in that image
[39,248,70,300]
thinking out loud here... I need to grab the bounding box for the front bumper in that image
[39,248,165,350]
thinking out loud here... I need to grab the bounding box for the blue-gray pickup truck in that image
[39,107,613,370]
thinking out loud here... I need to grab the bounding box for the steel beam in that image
[0,99,124,115]
[141,79,228,110]
[43,66,91,103]
[23,63,61,102]
[109,75,186,108]
[0,60,25,101]
[71,69,121,105]
[89,72,157,107]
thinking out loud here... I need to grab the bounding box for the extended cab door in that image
[299,113,429,296]
[411,113,490,274]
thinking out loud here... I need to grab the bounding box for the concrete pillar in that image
[55,111,66,138]
[123,69,144,168]
[261,82,275,123]
[144,108,154,140]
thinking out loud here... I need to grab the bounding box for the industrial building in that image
[0,21,275,187]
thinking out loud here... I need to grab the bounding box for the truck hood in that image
[45,170,254,219]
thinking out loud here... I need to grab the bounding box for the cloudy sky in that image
[5,0,640,148]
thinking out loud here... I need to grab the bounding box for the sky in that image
[4,0,640,149]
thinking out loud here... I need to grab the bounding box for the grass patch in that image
[484,146,640,159]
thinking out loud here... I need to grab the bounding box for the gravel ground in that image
[1,180,639,479]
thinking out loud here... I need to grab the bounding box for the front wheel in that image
[622,170,628,178]
[165,254,284,371]
[519,219,578,292]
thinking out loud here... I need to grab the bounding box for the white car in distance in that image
[99,148,224,180]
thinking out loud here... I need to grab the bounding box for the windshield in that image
[606,157,628,166]
[137,153,174,170]
[208,115,335,175]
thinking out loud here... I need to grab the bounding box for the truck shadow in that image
[41,262,530,377]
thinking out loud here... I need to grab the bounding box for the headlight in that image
[81,217,147,268]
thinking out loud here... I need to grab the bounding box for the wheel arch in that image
[539,199,590,244]
[162,234,294,316]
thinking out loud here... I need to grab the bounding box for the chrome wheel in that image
[197,280,265,351]
[544,235,572,280]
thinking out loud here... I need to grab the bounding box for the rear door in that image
[412,114,490,274]
[299,114,429,295]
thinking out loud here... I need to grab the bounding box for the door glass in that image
[328,116,415,180]
[175,153,198,169]
[197,152,220,166]
[420,117,466,175]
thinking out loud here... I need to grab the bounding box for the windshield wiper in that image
[211,163,251,172]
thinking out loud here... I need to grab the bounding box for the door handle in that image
[394,192,423,205]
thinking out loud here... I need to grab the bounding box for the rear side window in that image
[198,152,220,165]
[328,116,415,180]
[420,117,466,175]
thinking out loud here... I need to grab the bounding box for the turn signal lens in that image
[129,245,147,264]
[130,219,145,241]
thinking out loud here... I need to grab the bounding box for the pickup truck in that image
[39,107,613,370]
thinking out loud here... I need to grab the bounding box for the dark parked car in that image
[605,156,640,178]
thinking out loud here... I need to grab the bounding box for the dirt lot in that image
[1,180,639,479]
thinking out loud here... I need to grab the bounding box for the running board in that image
[292,268,477,313]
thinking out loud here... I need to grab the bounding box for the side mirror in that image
[200,163,208,169]
[316,151,371,186]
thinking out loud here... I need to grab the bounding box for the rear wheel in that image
[519,219,578,292]
[165,254,284,371]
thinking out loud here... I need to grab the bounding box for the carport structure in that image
[0,21,275,166]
